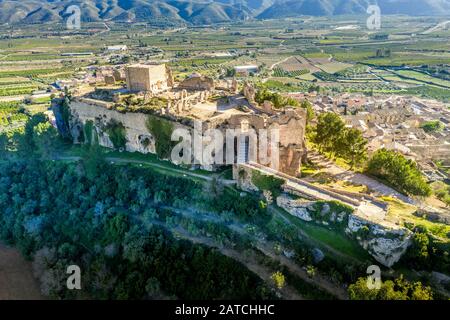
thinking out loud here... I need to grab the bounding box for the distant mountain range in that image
[0,0,449,25]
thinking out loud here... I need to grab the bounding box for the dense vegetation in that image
[312,112,368,169]
[401,225,450,275]
[255,88,299,109]
[0,101,28,126]
[0,113,281,299]
[1,104,447,300]
[251,170,285,198]
[348,276,433,300]
[367,149,431,197]
[105,119,127,150]
[0,159,274,299]
[145,115,175,159]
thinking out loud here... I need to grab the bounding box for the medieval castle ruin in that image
[51,63,417,267]
[53,63,308,176]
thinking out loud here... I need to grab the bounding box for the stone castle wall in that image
[67,100,187,155]
[125,64,169,93]
[61,95,308,176]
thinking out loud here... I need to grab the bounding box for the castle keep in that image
[125,64,173,93]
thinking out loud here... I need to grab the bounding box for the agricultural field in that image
[0,10,449,306]
[273,67,309,78]
[1,15,447,101]
[275,56,322,73]
[318,62,353,74]
[0,101,28,128]
[393,70,450,89]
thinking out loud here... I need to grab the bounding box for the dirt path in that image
[137,215,304,300]
[171,226,305,300]
[55,155,237,186]
[0,243,44,300]
[271,206,365,267]
[148,203,347,299]
[55,155,345,298]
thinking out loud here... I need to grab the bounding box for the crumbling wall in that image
[178,76,214,91]
[225,109,307,176]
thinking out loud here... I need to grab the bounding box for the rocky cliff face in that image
[346,214,411,268]
[277,194,412,267]
[68,99,158,154]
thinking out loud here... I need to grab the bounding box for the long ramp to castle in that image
[243,162,387,221]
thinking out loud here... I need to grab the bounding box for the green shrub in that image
[84,120,95,145]
[251,170,285,197]
[145,115,175,159]
[367,149,431,197]
[420,120,444,133]
[105,119,127,149]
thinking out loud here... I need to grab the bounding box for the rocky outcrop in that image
[51,98,72,140]
[277,193,412,267]
[346,214,411,268]
[234,165,260,193]
[64,99,192,156]
[276,196,313,221]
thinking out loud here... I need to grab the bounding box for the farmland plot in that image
[277,56,321,73]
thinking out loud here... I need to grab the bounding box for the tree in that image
[312,113,369,168]
[271,271,285,289]
[348,277,377,300]
[348,276,433,300]
[81,143,106,180]
[254,88,299,109]
[23,113,48,153]
[367,149,431,197]
[404,228,430,268]
[0,132,8,158]
[300,100,314,122]
[104,213,129,244]
[105,119,127,150]
[145,277,163,299]
[32,122,59,158]
[340,128,368,169]
[313,112,345,156]
[420,120,444,133]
